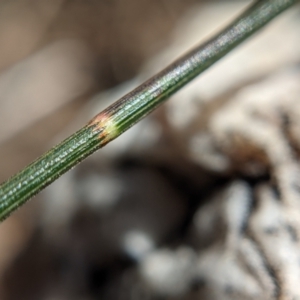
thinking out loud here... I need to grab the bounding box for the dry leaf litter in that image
[0,2,300,300]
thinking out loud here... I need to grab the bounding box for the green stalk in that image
[0,0,297,222]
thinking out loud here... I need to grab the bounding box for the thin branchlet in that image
[0,0,297,222]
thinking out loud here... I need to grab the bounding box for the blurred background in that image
[0,1,300,299]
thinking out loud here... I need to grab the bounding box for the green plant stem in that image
[0,0,297,222]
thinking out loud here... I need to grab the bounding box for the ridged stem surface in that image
[0,0,297,221]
